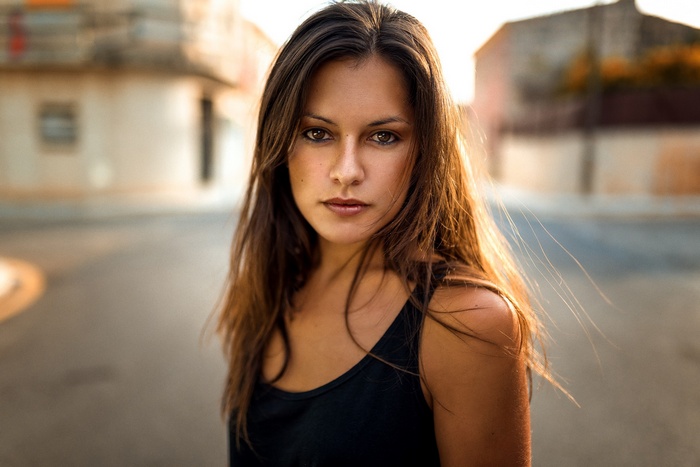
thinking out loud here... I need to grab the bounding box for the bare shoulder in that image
[420,282,531,466]
[427,282,521,351]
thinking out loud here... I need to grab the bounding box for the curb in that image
[0,258,46,324]
[0,259,18,299]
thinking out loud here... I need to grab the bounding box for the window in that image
[39,103,77,146]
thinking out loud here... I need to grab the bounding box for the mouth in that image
[324,198,368,207]
[323,198,369,216]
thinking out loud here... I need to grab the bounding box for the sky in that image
[240,0,700,103]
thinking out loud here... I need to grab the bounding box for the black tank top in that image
[228,282,441,466]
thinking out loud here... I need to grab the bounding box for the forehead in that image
[303,55,413,120]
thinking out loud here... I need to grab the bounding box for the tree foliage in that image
[562,44,700,94]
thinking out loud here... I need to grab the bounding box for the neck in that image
[289,239,391,318]
[314,239,384,285]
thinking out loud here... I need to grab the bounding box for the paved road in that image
[0,209,698,466]
[0,213,233,466]
[517,214,700,466]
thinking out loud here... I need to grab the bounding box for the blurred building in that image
[0,0,276,202]
[473,0,700,196]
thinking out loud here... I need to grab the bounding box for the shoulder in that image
[420,282,524,398]
[419,282,531,465]
[426,282,521,351]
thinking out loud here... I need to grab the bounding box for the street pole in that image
[582,1,602,195]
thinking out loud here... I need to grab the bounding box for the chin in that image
[319,233,372,246]
[316,226,377,247]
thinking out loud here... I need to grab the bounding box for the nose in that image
[330,138,364,186]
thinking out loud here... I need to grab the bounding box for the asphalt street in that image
[0,208,698,466]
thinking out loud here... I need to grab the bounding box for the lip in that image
[323,197,369,217]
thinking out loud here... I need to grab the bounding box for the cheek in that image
[287,156,303,189]
[288,155,318,203]
[289,154,328,184]
[386,157,413,194]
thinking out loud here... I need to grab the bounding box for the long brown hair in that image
[218,0,550,445]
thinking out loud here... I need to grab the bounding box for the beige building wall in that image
[0,0,276,202]
[0,69,252,197]
[0,72,200,195]
[499,133,584,194]
[498,127,700,196]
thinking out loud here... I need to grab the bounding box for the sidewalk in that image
[0,188,241,221]
[491,185,700,218]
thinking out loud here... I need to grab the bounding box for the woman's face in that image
[288,55,415,250]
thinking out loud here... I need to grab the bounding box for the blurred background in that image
[0,0,698,465]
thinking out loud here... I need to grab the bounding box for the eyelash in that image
[301,128,400,146]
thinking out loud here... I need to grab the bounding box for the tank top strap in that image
[374,266,445,372]
[404,265,447,329]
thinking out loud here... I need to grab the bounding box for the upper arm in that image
[420,285,531,466]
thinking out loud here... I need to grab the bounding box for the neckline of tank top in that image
[258,292,424,401]
[257,268,448,401]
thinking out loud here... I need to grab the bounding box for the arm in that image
[421,285,531,466]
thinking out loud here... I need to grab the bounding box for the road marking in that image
[0,258,45,324]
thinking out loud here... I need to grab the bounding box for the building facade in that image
[0,0,276,202]
[472,0,700,196]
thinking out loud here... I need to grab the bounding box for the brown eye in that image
[304,128,329,141]
[372,131,397,144]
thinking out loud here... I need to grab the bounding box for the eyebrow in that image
[302,113,411,127]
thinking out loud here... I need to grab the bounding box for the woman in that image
[219,1,548,465]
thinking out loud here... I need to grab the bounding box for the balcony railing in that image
[0,5,243,84]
